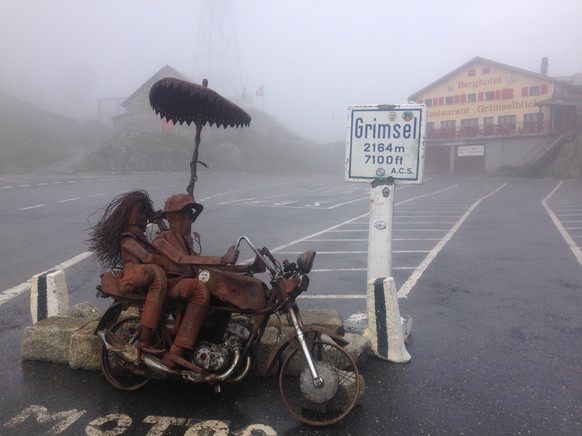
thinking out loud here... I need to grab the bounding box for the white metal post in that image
[367,180,395,280]
[366,179,411,362]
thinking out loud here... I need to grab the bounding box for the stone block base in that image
[21,317,91,364]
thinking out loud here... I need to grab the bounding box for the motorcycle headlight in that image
[297,250,316,274]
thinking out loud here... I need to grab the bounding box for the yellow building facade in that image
[408,57,580,174]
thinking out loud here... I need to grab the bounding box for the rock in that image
[69,320,102,371]
[68,302,102,321]
[256,326,281,376]
[343,333,372,364]
[343,312,368,334]
[21,317,90,363]
[299,309,343,334]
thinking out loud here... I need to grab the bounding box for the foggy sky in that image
[1,0,582,143]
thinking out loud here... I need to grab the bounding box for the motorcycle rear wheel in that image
[278,339,361,426]
[101,316,151,391]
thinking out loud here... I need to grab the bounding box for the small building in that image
[408,57,582,174]
[112,65,192,136]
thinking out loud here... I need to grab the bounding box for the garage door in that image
[455,145,485,175]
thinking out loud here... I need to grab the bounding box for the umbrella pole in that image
[187,121,203,197]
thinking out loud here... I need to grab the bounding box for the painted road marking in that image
[58,198,80,203]
[1,405,277,435]
[276,250,429,255]
[18,204,46,211]
[542,181,582,267]
[0,252,92,307]
[398,182,507,298]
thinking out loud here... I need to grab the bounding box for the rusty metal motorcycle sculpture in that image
[95,236,361,426]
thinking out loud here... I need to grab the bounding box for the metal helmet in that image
[162,193,204,221]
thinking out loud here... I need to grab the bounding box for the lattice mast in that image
[195,0,244,99]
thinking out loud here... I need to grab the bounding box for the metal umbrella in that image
[149,77,251,196]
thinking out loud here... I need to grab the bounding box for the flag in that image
[256,86,264,97]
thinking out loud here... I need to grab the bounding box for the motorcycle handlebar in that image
[234,236,280,276]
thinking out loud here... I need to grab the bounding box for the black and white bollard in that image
[367,277,411,362]
[30,269,69,323]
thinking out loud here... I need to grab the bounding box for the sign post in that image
[345,103,426,362]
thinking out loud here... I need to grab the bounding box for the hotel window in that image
[445,96,454,105]
[461,118,479,127]
[425,98,433,107]
[523,113,541,133]
[441,120,456,138]
[468,69,476,77]
[468,93,477,102]
[427,122,435,132]
[461,118,479,136]
[485,91,495,101]
[529,86,541,96]
[498,115,516,134]
[482,67,491,74]
[483,116,494,135]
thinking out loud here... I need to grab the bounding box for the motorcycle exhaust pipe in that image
[215,350,241,381]
[97,330,139,365]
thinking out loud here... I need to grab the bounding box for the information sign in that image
[457,144,485,157]
[345,104,426,184]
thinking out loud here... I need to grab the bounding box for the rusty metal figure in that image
[151,193,230,371]
[87,190,167,351]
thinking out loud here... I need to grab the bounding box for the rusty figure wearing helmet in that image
[152,193,224,371]
[88,190,167,352]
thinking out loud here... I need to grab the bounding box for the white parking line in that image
[300,294,366,299]
[18,204,46,211]
[542,181,582,267]
[398,182,508,298]
[0,251,92,307]
[58,198,80,203]
[276,250,429,255]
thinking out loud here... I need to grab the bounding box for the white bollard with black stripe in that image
[367,277,411,362]
[30,269,69,323]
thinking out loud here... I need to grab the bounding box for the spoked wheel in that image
[279,340,361,426]
[101,316,150,391]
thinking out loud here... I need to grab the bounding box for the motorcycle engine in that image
[192,318,251,372]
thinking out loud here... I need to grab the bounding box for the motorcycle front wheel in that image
[278,340,361,426]
[101,316,151,391]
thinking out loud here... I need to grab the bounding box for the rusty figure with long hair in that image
[88,190,167,351]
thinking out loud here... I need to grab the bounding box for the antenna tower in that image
[195,0,243,99]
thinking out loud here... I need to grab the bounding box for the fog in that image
[1,0,582,143]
